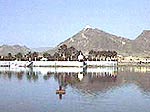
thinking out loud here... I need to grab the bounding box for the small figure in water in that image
[56,86,66,100]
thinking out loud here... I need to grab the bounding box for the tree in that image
[112,51,117,57]
[89,50,94,55]
[67,46,78,60]
[54,52,59,60]
[8,52,13,61]
[58,44,68,59]
[15,52,23,60]
[32,52,39,61]
[43,52,49,58]
[60,44,67,50]
[26,51,32,58]
[32,52,38,57]
[8,52,12,57]
[65,50,72,60]
[89,50,97,60]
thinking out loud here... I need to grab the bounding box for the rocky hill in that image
[46,26,130,55]
[47,26,150,56]
[31,47,53,52]
[1,26,150,57]
[0,45,30,56]
[132,30,150,56]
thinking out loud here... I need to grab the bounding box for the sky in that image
[0,0,150,48]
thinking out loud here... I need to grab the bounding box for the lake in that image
[0,66,150,112]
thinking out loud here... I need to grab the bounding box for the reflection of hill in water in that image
[74,73,118,93]
[0,67,150,93]
[119,71,150,92]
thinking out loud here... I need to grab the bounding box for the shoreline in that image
[0,61,150,67]
[0,60,117,67]
[118,62,150,67]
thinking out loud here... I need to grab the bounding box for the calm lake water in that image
[0,67,150,112]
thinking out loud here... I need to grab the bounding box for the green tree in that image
[58,44,68,58]
[43,52,49,58]
[8,52,13,61]
[32,52,39,61]
[15,52,23,60]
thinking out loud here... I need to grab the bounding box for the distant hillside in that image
[131,30,150,56]
[0,45,30,56]
[47,26,150,56]
[31,47,53,52]
[1,26,150,57]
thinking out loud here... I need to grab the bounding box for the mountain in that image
[31,47,53,52]
[132,30,150,56]
[0,45,30,56]
[1,26,149,57]
[47,26,150,56]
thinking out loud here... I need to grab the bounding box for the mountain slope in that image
[47,27,150,56]
[0,45,30,56]
[52,27,132,55]
[31,47,53,52]
[132,30,150,55]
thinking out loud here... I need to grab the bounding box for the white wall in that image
[0,61,117,67]
[86,61,117,66]
[33,61,83,67]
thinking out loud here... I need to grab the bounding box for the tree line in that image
[0,44,117,61]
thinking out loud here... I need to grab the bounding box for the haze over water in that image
[0,67,150,112]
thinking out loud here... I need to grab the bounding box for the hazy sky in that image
[0,0,150,48]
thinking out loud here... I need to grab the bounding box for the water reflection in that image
[53,69,118,99]
[26,68,39,82]
[0,67,118,99]
[1,66,150,98]
[1,67,150,112]
[119,66,150,73]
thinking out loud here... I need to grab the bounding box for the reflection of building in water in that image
[52,68,118,96]
[0,67,39,82]
[78,72,84,81]
[26,70,39,82]
[119,66,150,73]
[50,68,150,95]
[119,71,150,92]
[74,73,118,94]
[54,72,81,88]
[0,68,25,80]
[134,67,150,73]
[1,67,150,94]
